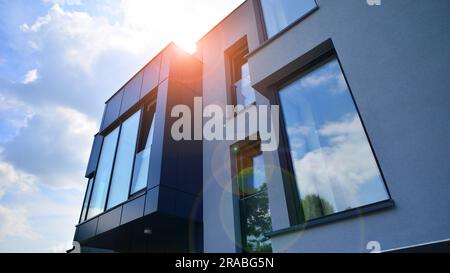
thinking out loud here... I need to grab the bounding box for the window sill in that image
[265,199,395,238]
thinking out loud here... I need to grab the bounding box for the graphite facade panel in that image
[141,55,161,98]
[120,71,143,116]
[101,88,123,131]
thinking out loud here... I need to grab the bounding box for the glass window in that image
[131,103,156,194]
[260,0,317,38]
[278,57,389,222]
[106,111,141,209]
[228,40,256,108]
[235,141,272,253]
[235,63,256,107]
[87,127,119,219]
[80,178,93,223]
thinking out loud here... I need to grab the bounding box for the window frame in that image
[105,109,142,210]
[86,125,120,220]
[82,92,158,223]
[267,47,393,230]
[230,137,273,253]
[225,36,257,112]
[129,100,157,196]
[79,177,94,223]
[249,0,319,58]
[257,0,319,41]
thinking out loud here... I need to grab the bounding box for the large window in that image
[131,103,156,194]
[84,100,157,221]
[79,178,93,223]
[106,111,141,209]
[260,0,317,38]
[227,39,256,108]
[234,140,272,253]
[87,127,119,219]
[278,56,389,222]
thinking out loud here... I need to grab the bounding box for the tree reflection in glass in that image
[236,141,272,253]
[278,57,389,221]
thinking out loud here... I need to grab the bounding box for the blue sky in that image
[0,0,243,252]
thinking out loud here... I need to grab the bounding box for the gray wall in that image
[249,0,450,252]
[197,0,264,253]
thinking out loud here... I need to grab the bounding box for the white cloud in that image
[300,61,347,94]
[20,1,245,72]
[49,241,74,253]
[43,105,98,163]
[43,0,83,6]
[292,114,385,211]
[23,69,39,84]
[0,93,96,190]
[1,0,246,253]
[21,4,165,73]
[0,206,39,241]
[0,94,35,143]
[0,160,36,199]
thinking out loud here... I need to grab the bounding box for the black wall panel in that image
[120,71,143,116]
[101,89,123,131]
[141,55,161,98]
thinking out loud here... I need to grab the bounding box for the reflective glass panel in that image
[87,127,119,219]
[278,57,389,221]
[260,0,317,38]
[235,63,256,107]
[240,191,272,253]
[80,178,93,223]
[131,107,156,194]
[106,111,140,209]
[239,152,267,197]
[236,141,272,253]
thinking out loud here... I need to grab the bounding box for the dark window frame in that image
[230,137,273,253]
[257,0,318,41]
[248,0,319,58]
[129,100,157,197]
[78,177,94,223]
[82,92,158,223]
[259,42,393,229]
[225,36,252,109]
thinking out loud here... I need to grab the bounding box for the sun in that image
[120,0,244,55]
[172,39,197,54]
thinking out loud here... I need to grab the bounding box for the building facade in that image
[73,0,450,253]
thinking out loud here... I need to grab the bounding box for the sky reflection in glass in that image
[87,127,119,219]
[106,111,140,209]
[278,57,389,221]
[260,0,317,38]
[131,115,156,194]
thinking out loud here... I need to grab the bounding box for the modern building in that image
[72,0,450,253]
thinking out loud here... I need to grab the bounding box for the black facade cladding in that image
[75,43,203,252]
[121,195,145,225]
[96,206,122,234]
[141,54,161,98]
[120,70,143,116]
[100,88,123,131]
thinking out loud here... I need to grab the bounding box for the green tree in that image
[301,194,335,221]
